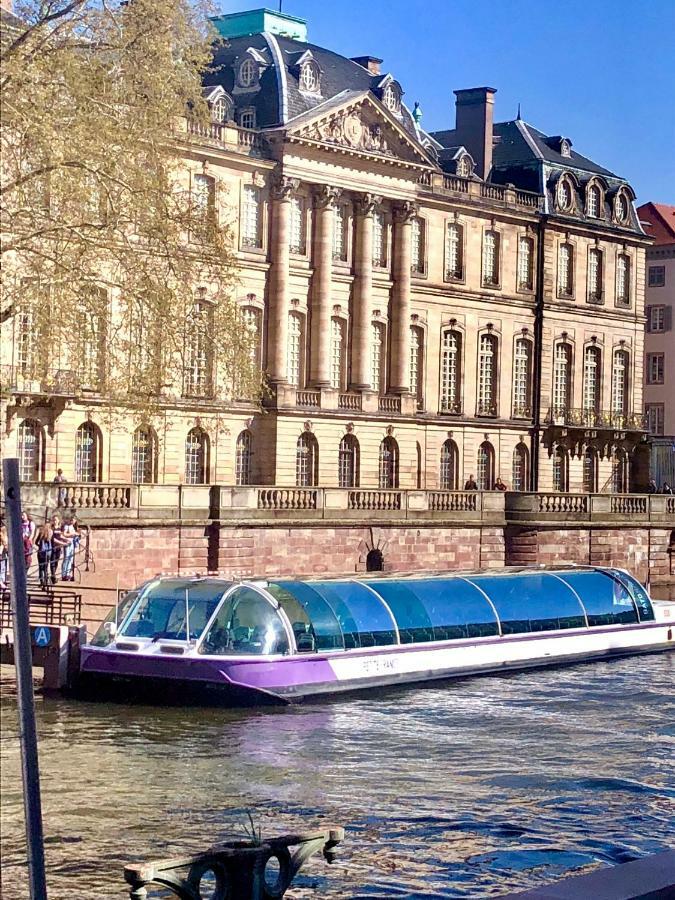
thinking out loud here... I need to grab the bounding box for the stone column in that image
[267,175,298,384]
[309,185,340,387]
[390,200,416,394]
[351,193,381,390]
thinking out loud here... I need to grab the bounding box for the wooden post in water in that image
[3,458,49,900]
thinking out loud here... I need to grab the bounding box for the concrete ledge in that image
[500,850,675,899]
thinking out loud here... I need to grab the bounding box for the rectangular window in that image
[517,236,534,291]
[645,404,664,436]
[77,288,107,390]
[558,242,574,296]
[478,334,498,415]
[648,265,665,287]
[184,300,213,397]
[192,173,215,224]
[330,317,346,390]
[287,312,304,387]
[370,322,385,392]
[512,339,531,417]
[445,223,463,280]
[583,347,600,414]
[616,254,630,306]
[16,305,36,376]
[239,108,256,129]
[588,248,603,303]
[332,205,347,261]
[410,326,424,409]
[611,350,629,415]
[241,185,262,248]
[553,343,571,412]
[372,210,387,268]
[482,230,500,286]
[411,217,425,274]
[647,353,664,384]
[289,196,306,254]
[440,330,461,414]
[650,306,666,332]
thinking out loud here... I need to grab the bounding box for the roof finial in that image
[412,101,422,125]
[516,102,522,121]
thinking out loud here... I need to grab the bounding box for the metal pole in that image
[3,458,48,900]
[185,587,190,643]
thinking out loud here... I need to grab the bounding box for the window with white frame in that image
[587,184,602,218]
[75,421,102,483]
[649,306,666,332]
[477,333,498,415]
[440,329,462,414]
[440,439,458,490]
[338,434,359,488]
[185,428,209,485]
[477,441,494,490]
[372,210,387,268]
[517,236,534,291]
[211,96,229,123]
[239,108,256,129]
[445,222,464,280]
[378,437,399,489]
[184,300,213,397]
[296,432,318,487]
[77,289,106,389]
[192,173,215,226]
[583,345,601,415]
[482,230,500,286]
[241,306,262,370]
[411,217,425,274]
[299,62,320,93]
[588,248,603,303]
[611,349,629,416]
[616,192,630,223]
[287,311,305,387]
[557,178,573,210]
[132,427,156,484]
[512,444,528,492]
[616,253,630,306]
[370,322,385,392]
[645,404,665,436]
[239,58,257,87]
[558,242,574,296]
[289,196,306,254]
[330,317,346,390]
[553,343,572,414]
[18,419,44,482]
[332,204,347,261]
[409,325,424,409]
[512,338,532,417]
[16,300,36,376]
[648,266,665,287]
[647,353,664,384]
[235,430,252,485]
[241,185,262,248]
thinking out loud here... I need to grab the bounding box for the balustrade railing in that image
[428,491,478,512]
[481,184,505,201]
[378,396,401,413]
[667,497,675,514]
[610,495,647,515]
[338,393,362,411]
[538,493,589,514]
[258,488,318,510]
[349,490,402,511]
[185,119,268,157]
[60,484,132,510]
[545,407,648,430]
[442,175,470,193]
[296,390,321,408]
[515,189,541,208]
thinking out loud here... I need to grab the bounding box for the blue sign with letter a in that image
[33,626,51,647]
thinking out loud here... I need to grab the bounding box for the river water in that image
[1,653,674,898]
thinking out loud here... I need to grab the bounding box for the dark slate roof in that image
[204,32,419,136]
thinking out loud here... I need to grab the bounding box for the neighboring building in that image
[1,7,651,495]
[638,202,675,487]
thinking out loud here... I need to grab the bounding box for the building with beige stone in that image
[638,202,675,488]
[1,8,654,503]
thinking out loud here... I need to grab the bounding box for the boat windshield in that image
[199,586,289,655]
[90,590,141,647]
[119,579,229,641]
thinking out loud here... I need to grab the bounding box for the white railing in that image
[257,488,318,510]
[428,491,478,512]
[349,490,402,511]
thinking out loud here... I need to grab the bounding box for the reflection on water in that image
[1,653,674,898]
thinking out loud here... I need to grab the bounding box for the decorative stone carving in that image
[312,184,342,209]
[355,192,382,217]
[393,200,417,223]
[271,174,300,201]
[297,104,413,159]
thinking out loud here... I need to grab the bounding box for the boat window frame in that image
[603,568,653,622]
[553,569,640,627]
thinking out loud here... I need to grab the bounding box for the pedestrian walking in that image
[61,517,80,581]
[35,523,54,590]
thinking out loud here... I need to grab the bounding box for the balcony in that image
[1,365,83,398]
[544,407,648,431]
[183,119,270,159]
[505,491,674,524]
[417,174,545,212]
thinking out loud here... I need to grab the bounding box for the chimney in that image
[453,87,497,179]
[351,56,383,76]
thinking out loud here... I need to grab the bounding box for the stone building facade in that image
[1,8,654,499]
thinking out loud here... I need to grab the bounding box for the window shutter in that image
[645,305,652,332]
[665,306,673,332]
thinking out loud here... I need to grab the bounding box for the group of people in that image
[463,475,508,491]
[647,480,673,495]
[0,511,81,592]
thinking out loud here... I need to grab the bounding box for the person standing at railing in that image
[35,523,53,590]
[663,482,673,495]
[49,514,71,586]
[53,468,67,506]
[464,475,478,490]
[61,517,79,581]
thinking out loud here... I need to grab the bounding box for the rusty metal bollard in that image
[124,827,344,899]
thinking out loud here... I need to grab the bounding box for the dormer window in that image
[239,58,257,88]
[615,190,630,225]
[381,83,401,114]
[211,96,230,123]
[456,155,473,178]
[299,61,320,93]
[587,184,602,218]
[556,177,573,211]
[560,139,571,158]
[239,108,256,129]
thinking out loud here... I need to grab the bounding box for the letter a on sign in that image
[34,627,51,647]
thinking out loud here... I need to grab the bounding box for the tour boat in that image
[78,567,675,704]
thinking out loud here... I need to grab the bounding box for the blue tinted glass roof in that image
[553,571,639,626]
[467,573,587,634]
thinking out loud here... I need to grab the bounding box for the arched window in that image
[289,195,306,254]
[482,230,500,286]
[616,253,631,307]
[241,306,262,370]
[330,317,347,390]
[370,322,386,393]
[382,82,401,113]
[477,441,494,490]
[338,434,359,488]
[517,236,534,291]
[588,248,603,303]
[211,96,229,123]
[18,419,45,482]
[235,430,252,486]
[296,432,318,487]
[409,325,424,409]
[287,311,305,387]
[512,338,532,418]
[411,218,425,274]
[553,342,572,416]
[440,329,462,414]
[185,428,209,485]
[552,445,569,492]
[379,437,399,489]
[612,349,629,418]
[583,447,598,493]
[372,210,387,268]
[615,192,630,224]
[131,427,157,484]
[557,242,574,297]
[366,548,384,572]
[583,345,601,418]
[512,444,529,492]
[75,422,102,483]
[611,448,628,493]
[440,439,459,490]
[239,58,257,88]
[557,178,573,210]
[477,333,498,416]
[299,61,320,92]
[587,184,602,218]
[445,222,464,280]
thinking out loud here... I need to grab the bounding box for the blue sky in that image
[218,0,675,203]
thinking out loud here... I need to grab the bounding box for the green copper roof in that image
[210,8,307,42]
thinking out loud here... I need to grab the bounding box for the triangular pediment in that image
[284,91,436,169]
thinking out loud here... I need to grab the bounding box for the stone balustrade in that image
[419,174,544,211]
[15,483,675,527]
